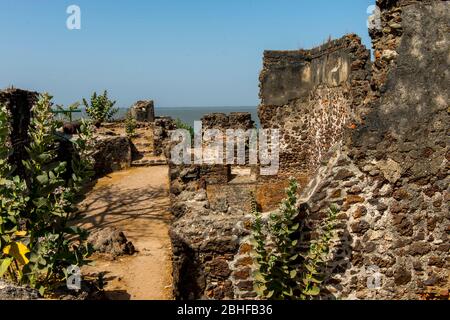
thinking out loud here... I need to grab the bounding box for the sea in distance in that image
[155,106,260,128]
[67,106,260,128]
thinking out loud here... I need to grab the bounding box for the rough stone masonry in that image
[169,0,449,300]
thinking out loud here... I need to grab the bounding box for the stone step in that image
[131,158,167,167]
[133,141,153,146]
[135,147,154,153]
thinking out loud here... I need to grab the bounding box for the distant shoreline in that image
[57,106,260,127]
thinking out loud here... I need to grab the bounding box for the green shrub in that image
[174,118,194,138]
[0,94,94,295]
[125,110,137,138]
[251,178,337,300]
[82,90,118,126]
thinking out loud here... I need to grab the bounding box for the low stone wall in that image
[92,135,131,176]
[202,112,254,130]
[170,210,249,300]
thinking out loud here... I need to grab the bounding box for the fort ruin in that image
[169,0,449,300]
[0,0,448,301]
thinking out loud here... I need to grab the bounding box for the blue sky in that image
[0,0,374,108]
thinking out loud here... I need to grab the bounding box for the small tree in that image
[251,178,337,300]
[82,90,118,127]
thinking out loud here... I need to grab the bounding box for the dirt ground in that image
[77,166,173,300]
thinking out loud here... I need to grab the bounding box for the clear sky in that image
[0,0,374,108]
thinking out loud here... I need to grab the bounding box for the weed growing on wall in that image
[174,118,194,139]
[251,178,337,300]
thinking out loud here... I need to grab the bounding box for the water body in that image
[64,106,260,127]
[156,106,260,128]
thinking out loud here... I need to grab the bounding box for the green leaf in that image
[36,174,48,185]
[305,263,316,273]
[0,258,13,277]
[303,286,320,296]
[33,197,48,209]
[289,254,299,261]
[309,276,323,284]
[283,288,293,297]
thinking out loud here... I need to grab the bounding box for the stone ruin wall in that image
[317,0,448,299]
[257,0,448,299]
[169,112,263,299]
[168,37,373,299]
[258,34,371,181]
[169,0,449,300]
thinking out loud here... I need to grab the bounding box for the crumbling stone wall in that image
[169,0,449,300]
[259,34,371,179]
[284,0,449,299]
[202,112,255,130]
[92,135,131,176]
[130,100,155,122]
[169,112,260,299]
[153,116,176,157]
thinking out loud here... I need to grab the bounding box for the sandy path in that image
[77,166,173,300]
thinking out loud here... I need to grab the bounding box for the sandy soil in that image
[77,166,173,300]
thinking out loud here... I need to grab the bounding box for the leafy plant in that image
[82,90,118,126]
[251,178,337,300]
[300,205,337,299]
[0,104,29,284]
[174,118,194,139]
[0,94,94,295]
[125,110,137,138]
